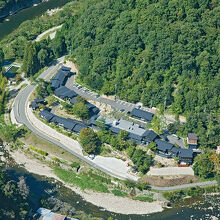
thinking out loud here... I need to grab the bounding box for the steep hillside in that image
[57,0,219,147]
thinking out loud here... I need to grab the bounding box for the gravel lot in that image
[147,167,194,176]
[92,156,138,181]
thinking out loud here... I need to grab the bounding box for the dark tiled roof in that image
[31,101,39,109]
[144,130,158,141]
[39,110,54,121]
[85,102,96,109]
[170,147,180,154]
[73,123,87,133]
[34,98,45,103]
[69,97,77,105]
[63,120,77,131]
[188,133,198,140]
[87,115,99,126]
[130,108,154,122]
[52,70,68,86]
[179,148,193,158]
[109,126,121,134]
[54,86,77,99]
[51,116,64,124]
[63,89,77,99]
[128,132,142,141]
[91,107,100,115]
[155,139,174,152]
[51,79,60,89]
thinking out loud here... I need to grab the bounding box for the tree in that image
[193,153,215,179]
[35,79,51,97]
[131,149,152,174]
[118,130,128,141]
[151,115,162,134]
[72,102,89,120]
[37,48,49,67]
[0,124,19,142]
[22,42,38,77]
[96,118,106,131]
[75,96,86,104]
[79,128,101,154]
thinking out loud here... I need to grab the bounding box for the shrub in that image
[70,162,80,168]
[134,196,154,202]
[111,189,128,197]
[29,145,48,156]
[53,157,61,163]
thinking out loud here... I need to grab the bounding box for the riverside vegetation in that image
[1,0,218,151]
[0,0,219,202]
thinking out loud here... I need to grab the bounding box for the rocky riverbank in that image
[5,147,165,215]
[0,0,47,19]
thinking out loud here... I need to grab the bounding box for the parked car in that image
[171,134,179,140]
[119,109,125,113]
[88,154,95,160]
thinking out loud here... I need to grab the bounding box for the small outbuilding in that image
[187,133,198,149]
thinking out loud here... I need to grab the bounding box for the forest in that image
[57,0,219,148]
[0,0,219,149]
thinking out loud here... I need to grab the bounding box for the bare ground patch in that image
[141,175,199,187]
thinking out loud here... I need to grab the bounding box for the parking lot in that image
[65,75,136,113]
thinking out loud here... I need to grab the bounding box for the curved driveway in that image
[13,58,131,181]
[12,57,218,191]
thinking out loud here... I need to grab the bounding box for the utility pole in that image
[115,84,117,101]
[164,97,167,113]
[164,97,167,128]
[69,45,72,55]
[150,98,153,108]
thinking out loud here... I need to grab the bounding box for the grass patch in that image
[53,167,109,193]
[70,162,80,168]
[88,171,111,184]
[134,195,154,202]
[29,145,48,156]
[21,128,80,162]
[111,189,128,197]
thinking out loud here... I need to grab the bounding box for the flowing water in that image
[0,1,219,219]
[5,166,220,220]
[0,0,71,40]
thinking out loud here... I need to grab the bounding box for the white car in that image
[88,154,95,160]
[171,134,179,140]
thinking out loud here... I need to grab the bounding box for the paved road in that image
[65,75,136,113]
[151,180,217,191]
[12,57,218,191]
[13,57,132,181]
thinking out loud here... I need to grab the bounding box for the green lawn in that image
[53,167,110,193]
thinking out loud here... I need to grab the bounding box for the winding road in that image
[12,57,218,191]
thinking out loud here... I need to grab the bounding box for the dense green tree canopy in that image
[55,0,219,148]
[193,152,216,178]
[79,128,101,154]
[72,102,89,120]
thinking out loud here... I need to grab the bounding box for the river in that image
[1,1,220,219]
[0,0,71,40]
[5,166,220,220]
